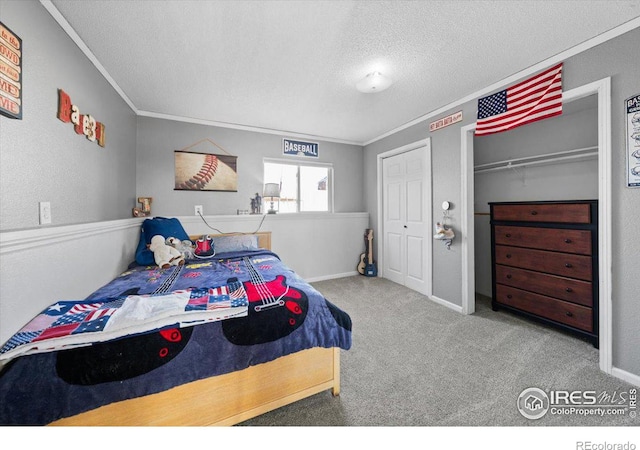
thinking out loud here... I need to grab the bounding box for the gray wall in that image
[473,102,599,297]
[365,104,477,305]
[0,0,137,231]
[136,116,364,216]
[364,27,640,376]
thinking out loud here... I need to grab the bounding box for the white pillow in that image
[212,234,259,253]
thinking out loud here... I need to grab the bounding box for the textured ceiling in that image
[49,0,640,144]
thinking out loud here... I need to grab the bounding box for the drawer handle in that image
[531,211,538,216]
[505,233,511,238]
[507,294,512,299]
[565,263,573,268]
[565,311,574,317]
[565,287,573,293]
[565,238,572,244]
[506,274,512,279]
[506,254,512,259]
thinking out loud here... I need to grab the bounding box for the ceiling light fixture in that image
[356,71,393,93]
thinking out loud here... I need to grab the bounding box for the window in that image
[263,160,333,213]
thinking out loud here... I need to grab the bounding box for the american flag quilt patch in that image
[0,281,248,361]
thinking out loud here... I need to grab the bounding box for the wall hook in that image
[506,161,526,186]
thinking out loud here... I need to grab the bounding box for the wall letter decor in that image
[57,89,106,147]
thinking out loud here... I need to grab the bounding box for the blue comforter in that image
[0,249,352,425]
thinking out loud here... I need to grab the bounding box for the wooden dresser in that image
[489,200,598,347]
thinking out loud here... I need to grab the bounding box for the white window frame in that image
[263,158,334,213]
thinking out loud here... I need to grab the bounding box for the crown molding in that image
[41,0,639,148]
[41,1,360,146]
[136,110,362,146]
[40,0,138,114]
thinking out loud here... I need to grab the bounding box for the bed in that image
[0,228,352,426]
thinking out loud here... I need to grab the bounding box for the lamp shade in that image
[263,183,280,198]
[356,71,393,93]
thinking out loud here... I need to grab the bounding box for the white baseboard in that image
[306,271,358,283]
[429,295,464,314]
[611,367,640,388]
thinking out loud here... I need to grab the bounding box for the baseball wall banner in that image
[174,151,238,192]
[283,138,319,158]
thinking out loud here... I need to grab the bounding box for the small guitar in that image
[357,229,377,277]
[357,251,366,276]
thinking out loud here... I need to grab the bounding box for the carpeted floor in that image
[240,275,638,427]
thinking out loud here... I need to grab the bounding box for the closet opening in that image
[473,94,598,327]
[460,77,612,373]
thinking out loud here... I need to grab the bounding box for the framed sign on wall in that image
[626,93,640,188]
[283,138,319,158]
[0,21,22,120]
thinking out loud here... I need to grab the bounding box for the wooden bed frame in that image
[49,232,342,426]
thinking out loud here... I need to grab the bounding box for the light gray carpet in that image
[240,276,637,426]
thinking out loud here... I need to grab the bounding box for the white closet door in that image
[382,146,431,295]
[383,154,406,285]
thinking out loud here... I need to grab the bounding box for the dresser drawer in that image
[494,225,592,255]
[495,245,592,281]
[496,285,593,332]
[495,264,593,306]
[492,203,591,223]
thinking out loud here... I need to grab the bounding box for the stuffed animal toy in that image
[433,222,455,240]
[166,237,196,260]
[433,222,455,250]
[149,235,184,268]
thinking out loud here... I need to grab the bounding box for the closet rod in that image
[474,146,598,174]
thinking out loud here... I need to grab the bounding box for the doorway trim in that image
[460,77,612,374]
[376,138,433,298]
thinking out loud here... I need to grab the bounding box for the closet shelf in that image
[474,146,598,174]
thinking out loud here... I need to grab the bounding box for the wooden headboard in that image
[189,231,271,251]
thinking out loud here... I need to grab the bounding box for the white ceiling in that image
[48,0,640,145]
